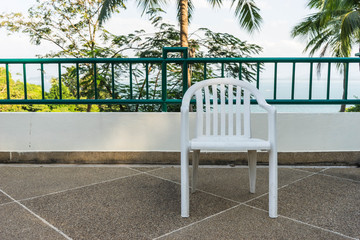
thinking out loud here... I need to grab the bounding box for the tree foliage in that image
[101,14,262,111]
[0,0,262,112]
[291,0,360,112]
[98,0,262,49]
[291,0,360,58]
[0,0,128,111]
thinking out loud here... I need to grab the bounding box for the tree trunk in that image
[179,0,192,90]
[179,0,189,48]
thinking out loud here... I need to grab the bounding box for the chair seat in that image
[190,136,271,151]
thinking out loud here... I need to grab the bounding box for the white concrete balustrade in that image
[0,112,359,164]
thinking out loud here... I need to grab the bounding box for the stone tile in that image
[248,174,360,239]
[0,192,12,205]
[0,166,138,199]
[321,168,360,182]
[150,167,312,202]
[22,174,237,240]
[160,205,348,240]
[0,203,64,240]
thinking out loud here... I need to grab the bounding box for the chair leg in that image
[248,150,257,194]
[191,150,200,193]
[181,148,190,218]
[268,149,278,218]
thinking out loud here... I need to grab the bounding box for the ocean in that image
[252,80,360,113]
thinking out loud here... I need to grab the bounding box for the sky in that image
[0,0,324,58]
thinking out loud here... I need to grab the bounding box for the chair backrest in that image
[181,78,272,139]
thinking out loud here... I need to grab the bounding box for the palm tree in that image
[98,0,262,48]
[291,0,360,112]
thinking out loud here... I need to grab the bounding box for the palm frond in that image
[206,0,222,8]
[340,10,360,43]
[231,0,262,33]
[99,0,127,26]
[137,0,168,15]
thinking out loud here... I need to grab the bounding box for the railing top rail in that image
[1,57,360,64]
[0,58,163,64]
[185,57,360,63]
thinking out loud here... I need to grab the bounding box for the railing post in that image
[161,50,168,112]
[5,64,10,100]
[58,63,62,100]
[291,62,296,100]
[23,64,27,100]
[162,47,189,112]
[256,62,260,89]
[41,63,45,100]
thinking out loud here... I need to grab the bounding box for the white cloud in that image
[105,16,155,35]
[257,40,307,57]
[0,32,56,58]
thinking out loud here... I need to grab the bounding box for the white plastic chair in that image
[180,78,277,218]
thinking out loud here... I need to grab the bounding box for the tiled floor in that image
[0,165,359,240]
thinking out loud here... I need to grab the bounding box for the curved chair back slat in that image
[182,78,271,139]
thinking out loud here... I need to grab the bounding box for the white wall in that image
[0,112,359,152]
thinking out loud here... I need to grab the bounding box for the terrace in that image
[0,165,358,239]
[0,47,359,239]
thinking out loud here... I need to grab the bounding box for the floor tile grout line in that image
[9,167,162,204]
[154,190,282,240]
[145,172,283,240]
[195,189,242,204]
[152,168,327,239]
[145,168,319,207]
[244,171,320,206]
[0,201,16,208]
[18,171,144,203]
[243,204,358,240]
[145,169,275,206]
[153,203,243,240]
[144,171,243,204]
[291,167,360,183]
[279,215,359,240]
[244,169,360,240]
[129,167,166,174]
[318,172,360,183]
[291,167,327,174]
[142,171,181,186]
[144,167,321,211]
[277,171,320,190]
[0,188,73,240]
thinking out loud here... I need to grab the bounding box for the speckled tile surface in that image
[21,174,236,240]
[247,173,360,239]
[150,167,313,202]
[0,166,138,199]
[159,205,349,240]
[0,165,357,240]
[0,203,65,240]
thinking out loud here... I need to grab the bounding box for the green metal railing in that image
[1,47,360,111]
